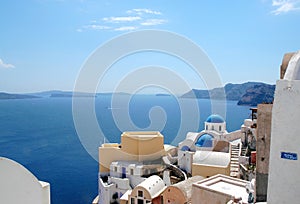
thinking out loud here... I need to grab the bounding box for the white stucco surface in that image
[268,80,300,203]
[192,174,249,204]
[193,151,230,167]
[136,175,165,198]
[0,157,50,204]
[284,51,300,80]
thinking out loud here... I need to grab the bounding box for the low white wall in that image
[0,157,50,204]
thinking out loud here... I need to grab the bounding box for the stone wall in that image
[256,104,272,202]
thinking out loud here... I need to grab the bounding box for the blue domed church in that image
[204,114,226,133]
[179,114,228,150]
[177,114,240,177]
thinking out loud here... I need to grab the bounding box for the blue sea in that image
[0,95,252,203]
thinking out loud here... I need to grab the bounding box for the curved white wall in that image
[284,50,300,80]
[0,157,50,204]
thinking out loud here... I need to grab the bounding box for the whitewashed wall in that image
[0,157,50,204]
[268,80,300,203]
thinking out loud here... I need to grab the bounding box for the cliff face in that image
[181,89,210,99]
[224,82,263,101]
[237,84,275,106]
[181,82,275,106]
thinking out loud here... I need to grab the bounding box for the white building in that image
[191,174,251,204]
[178,115,227,152]
[204,114,227,134]
[268,50,300,203]
[178,115,238,176]
[128,175,166,204]
[178,115,232,153]
[0,157,50,204]
[98,159,166,204]
[98,175,132,204]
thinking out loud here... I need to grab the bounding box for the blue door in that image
[122,167,126,178]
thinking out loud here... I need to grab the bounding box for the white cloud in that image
[140,19,168,26]
[84,24,111,30]
[77,24,111,32]
[127,8,162,15]
[114,26,138,31]
[80,8,167,32]
[271,0,300,15]
[102,16,141,23]
[0,59,15,69]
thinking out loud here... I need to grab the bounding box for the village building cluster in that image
[0,51,299,204]
[92,51,300,204]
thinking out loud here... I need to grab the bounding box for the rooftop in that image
[193,151,230,167]
[206,114,225,123]
[121,131,163,139]
[193,174,249,203]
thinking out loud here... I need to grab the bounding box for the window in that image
[114,166,117,172]
[138,199,144,204]
[112,192,118,200]
[206,125,208,130]
[130,168,134,175]
[131,198,135,204]
[212,125,214,130]
[219,125,222,131]
[122,167,126,178]
[138,190,143,198]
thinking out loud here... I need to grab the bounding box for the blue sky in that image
[1,0,300,93]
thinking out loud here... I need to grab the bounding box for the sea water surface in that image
[0,95,251,203]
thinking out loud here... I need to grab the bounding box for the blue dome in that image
[206,114,225,123]
[181,145,190,151]
[195,134,214,147]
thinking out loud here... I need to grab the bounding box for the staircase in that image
[230,143,241,178]
[241,146,247,156]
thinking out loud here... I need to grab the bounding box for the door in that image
[122,167,126,178]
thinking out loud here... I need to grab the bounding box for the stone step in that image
[230,167,239,172]
[230,172,239,177]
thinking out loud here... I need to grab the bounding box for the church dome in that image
[205,114,225,123]
[195,134,214,147]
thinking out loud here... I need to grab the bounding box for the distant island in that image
[181,82,275,106]
[0,92,40,100]
[155,94,171,97]
[0,82,275,106]
[51,93,96,98]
